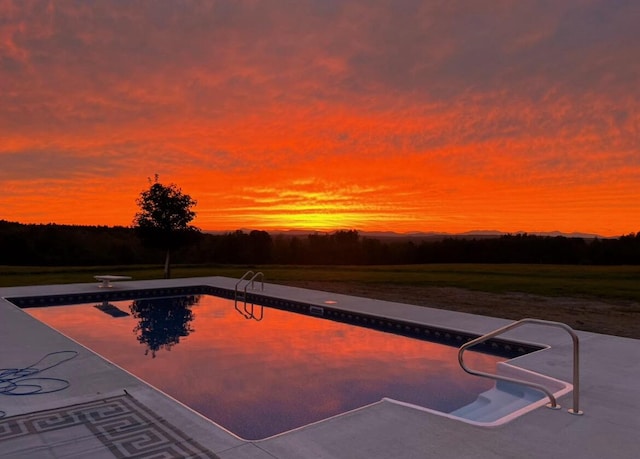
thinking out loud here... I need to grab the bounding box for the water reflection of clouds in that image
[26,294,503,439]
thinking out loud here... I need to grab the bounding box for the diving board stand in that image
[94,275,132,288]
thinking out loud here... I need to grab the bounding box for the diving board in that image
[94,275,132,288]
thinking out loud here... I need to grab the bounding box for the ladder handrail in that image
[458,318,583,415]
[243,271,264,296]
[234,271,264,320]
[235,270,255,298]
[244,301,264,321]
[243,272,264,319]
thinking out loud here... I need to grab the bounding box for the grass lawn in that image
[2,263,639,302]
[2,263,638,338]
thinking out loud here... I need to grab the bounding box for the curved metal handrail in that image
[242,272,264,320]
[235,270,255,299]
[243,272,264,297]
[458,318,583,415]
[234,296,252,319]
[234,271,255,318]
[244,301,264,321]
[234,271,265,320]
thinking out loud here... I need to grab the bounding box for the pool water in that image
[26,294,503,439]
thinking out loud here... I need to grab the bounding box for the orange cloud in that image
[1,1,638,236]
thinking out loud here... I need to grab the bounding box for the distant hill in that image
[205,228,608,240]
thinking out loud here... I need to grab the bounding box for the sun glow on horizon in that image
[1,2,639,237]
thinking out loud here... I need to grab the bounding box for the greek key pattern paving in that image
[0,394,219,458]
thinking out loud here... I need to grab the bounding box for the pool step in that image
[449,381,544,423]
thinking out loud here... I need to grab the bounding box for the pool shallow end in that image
[384,361,572,427]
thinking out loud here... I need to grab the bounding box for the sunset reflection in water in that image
[27,294,504,439]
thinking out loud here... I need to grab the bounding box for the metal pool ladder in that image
[234,271,264,320]
[458,318,583,415]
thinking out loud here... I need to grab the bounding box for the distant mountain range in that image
[334,230,606,239]
[205,229,608,239]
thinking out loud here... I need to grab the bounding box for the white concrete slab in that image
[2,276,639,458]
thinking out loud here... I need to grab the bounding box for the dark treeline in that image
[1,220,639,266]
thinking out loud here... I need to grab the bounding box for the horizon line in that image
[2,219,628,239]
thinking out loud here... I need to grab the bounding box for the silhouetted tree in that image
[133,176,199,278]
[248,230,273,263]
[330,230,361,264]
[129,295,200,358]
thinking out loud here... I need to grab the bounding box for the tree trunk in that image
[164,249,171,279]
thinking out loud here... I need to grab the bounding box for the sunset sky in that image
[1,1,638,236]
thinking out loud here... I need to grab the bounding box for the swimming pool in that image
[23,292,507,439]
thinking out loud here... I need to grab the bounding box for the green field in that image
[1,263,639,303]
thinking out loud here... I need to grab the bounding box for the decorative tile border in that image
[7,285,218,308]
[245,292,542,358]
[0,394,219,458]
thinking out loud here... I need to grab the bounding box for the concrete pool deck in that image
[1,277,638,458]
